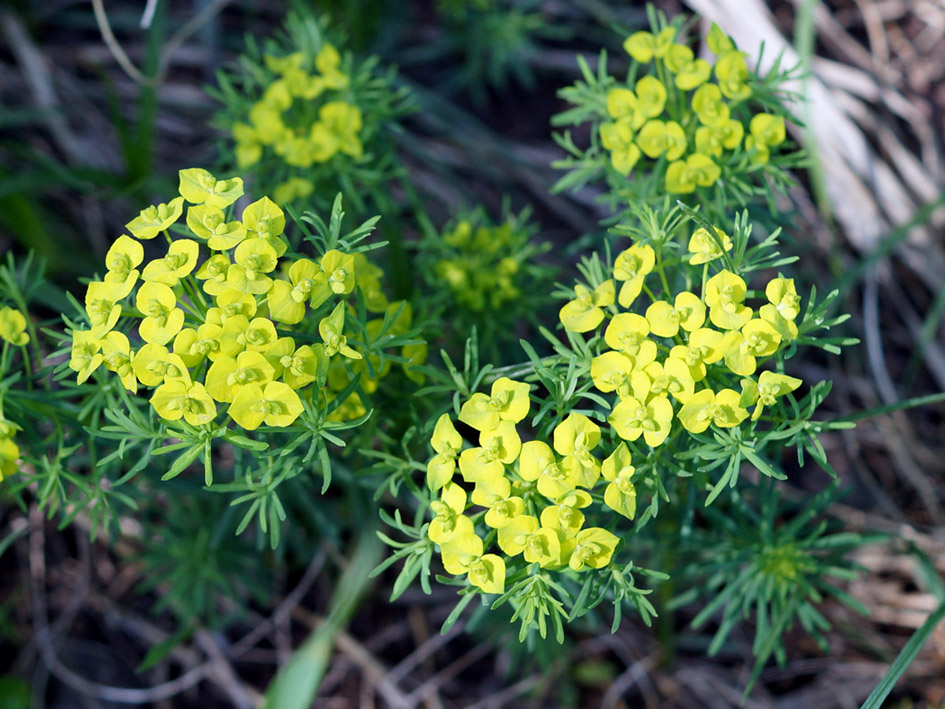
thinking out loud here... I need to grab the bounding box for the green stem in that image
[827,391,945,425]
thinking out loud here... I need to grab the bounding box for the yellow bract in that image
[559,281,615,333]
[613,244,655,308]
[677,388,748,433]
[688,227,733,265]
[0,307,29,346]
[126,197,184,240]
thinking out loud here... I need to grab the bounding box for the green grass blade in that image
[263,529,382,709]
[859,600,945,709]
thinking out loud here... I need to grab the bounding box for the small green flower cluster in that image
[68,168,367,431]
[432,217,527,312]
[233,44,362,205]
[560,227,802,445]
[0,307,29,482]
[424,379,620,594]
[599,23,786,194]
[214,13,411,214]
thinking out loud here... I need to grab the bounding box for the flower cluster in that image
[425,378,620,595]
[68,168,367,431]
[598,24,787,193]
[560,227,802,445]
[433,218,527,312]
[231,44,362,205]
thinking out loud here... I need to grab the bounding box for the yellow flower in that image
[184,322,226,365]
[458,377,530,432]
[750,371,803,420]
[0,438,20,481]
[668,327,724,381]
[458,421,521,483]
[319,303,361,360]
[540,490,592,539]
[704,270,752,330]
[205,351,276,403]
[269,259,325,324]
[606,88,643,127]
[559,281,614,333]
[136,282,185,346]
[101,331,137,393]
[214,290,258,324]
[242,196,286,240]
[428,482,473,544]
[250,102,288,145]
[608,395,673,447]
[721,319,782,376]
[714,51,751,100]
[645,292,705,337]
[142,239,199,287]
[599,120,641,175]
[568,528,619,571]
[613,244,655,308]
[187,205,247,251]
[220,315,278,358]
[634,76,667,119]
[706,23,735,55]
[195,254,231,296]
[320,101,363,159]
[639,359,695,403]
[519,440,581,499]
[233,123,261,168]
[667,46,712,90]
[590,351,634,397]
[321,250,356,295]
[228,381,304,430]
[178,168,243,209]
[104,235,144,286]
[760,304,799,340]
[0,307,29,346]
[604,313,657,365]
[315,43,349,89]
[440,532,506,594]
[151,379,216,426]
[472,478,524,530]
[553,413,601,487]
[677,388,747,433]
[272,178,314,206]
[497,515,561,567]
[601,444,637,519]
[665,153,721,194]
[132,344,189,387]
[623,27,676,63]
[688,227,733,265]
[636,120,687,161]
[125,197,184,240]
[69,328,106,384]
[691,84,730,128]
[765,277,801,319]
[746,114,786,164]
[280,344,325,390]
[427,413,463,492]
[227,237,278,295]
[84,281,127,332]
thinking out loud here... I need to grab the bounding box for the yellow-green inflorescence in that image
[0,307,29,482]
[425,378,621,595]
[433,218,526,313]
[560,227,802,446]
[231,44,362,205]
[599,23,787,193]
[67,167,409,432]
